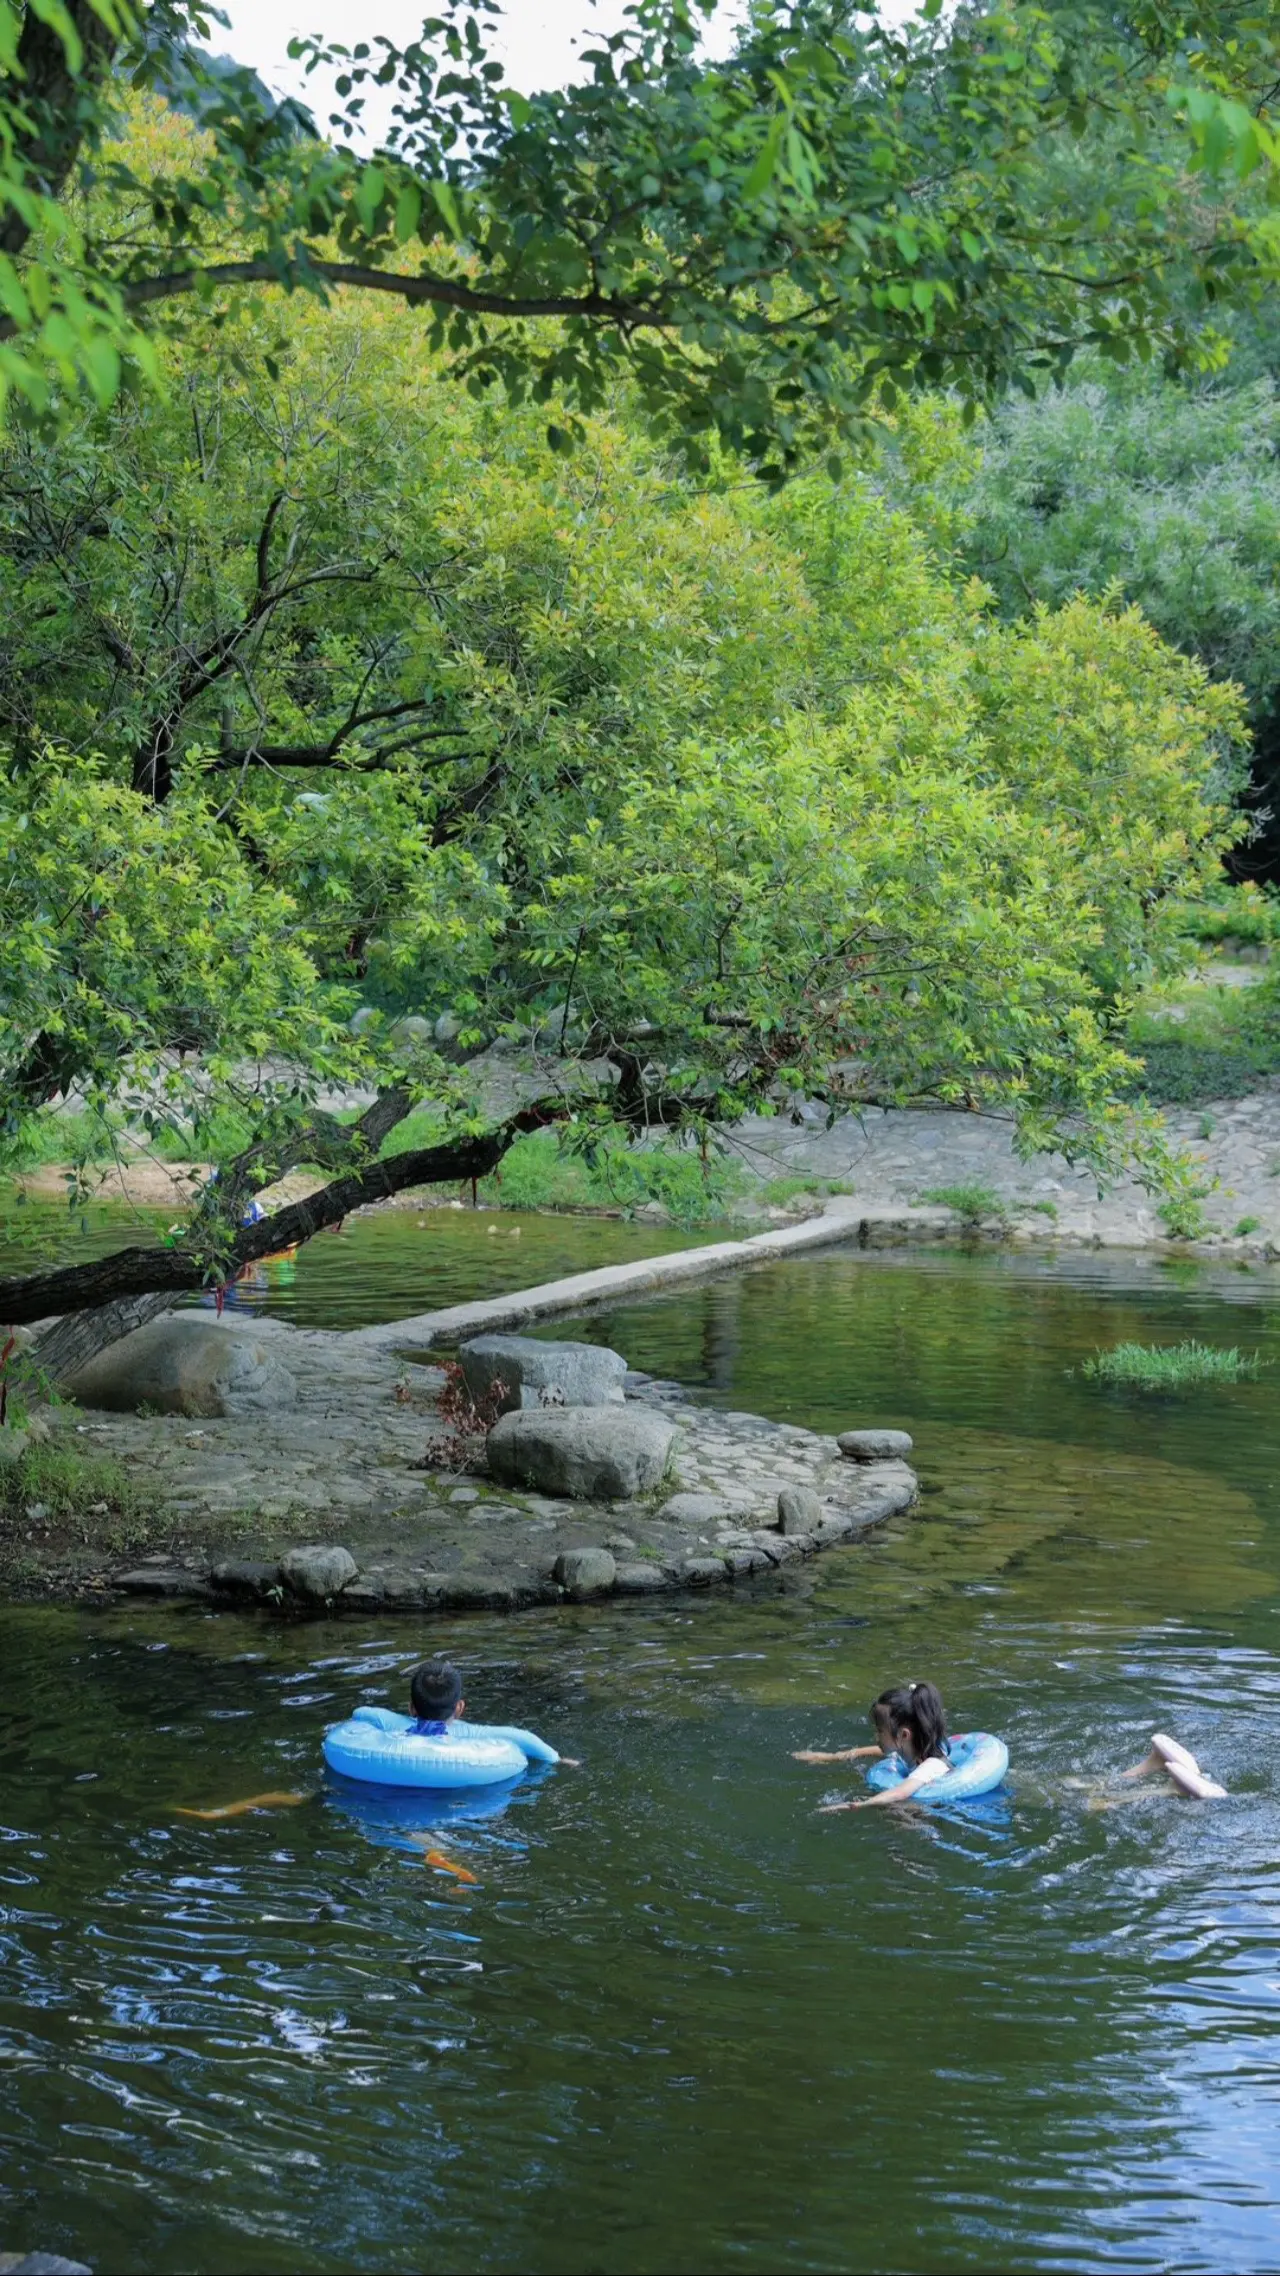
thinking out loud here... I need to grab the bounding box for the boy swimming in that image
[407,1657,580,1766]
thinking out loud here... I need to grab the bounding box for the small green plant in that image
[1080,1340,1263,1392]
[760,1175,832,1207]
[922,1182,1008,1225]
[1197,1114,1216,1141]
[1029,1198,1058,1220]
[1156,1191,1213,1241]
[1234,1216,1262,1237]
[0,1441,158,1553]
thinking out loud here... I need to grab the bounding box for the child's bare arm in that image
[792,1745,880,1764]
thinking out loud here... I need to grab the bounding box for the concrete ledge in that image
[354,1200,956,1354]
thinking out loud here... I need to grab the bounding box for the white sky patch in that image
[215,0,925,143]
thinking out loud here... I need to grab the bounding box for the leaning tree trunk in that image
[28,1290,179,1388]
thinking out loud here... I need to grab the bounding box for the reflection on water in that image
[4,1249,1280,2272]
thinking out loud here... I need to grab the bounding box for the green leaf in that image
[430,179,464,239]
[743,113,787,200]
[394,182,422,244]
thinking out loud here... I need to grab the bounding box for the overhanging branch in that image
[0,1100,563,1330]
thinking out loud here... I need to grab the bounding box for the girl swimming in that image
[816,1681,953,1813]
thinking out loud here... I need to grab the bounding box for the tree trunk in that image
[30,1291,178,1387]
[1,1103,561,1348]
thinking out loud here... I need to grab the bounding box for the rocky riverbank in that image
[1,1295,917,1611]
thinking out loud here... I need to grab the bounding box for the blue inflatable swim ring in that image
[323,1706,532,1790]
[866,1731,1008,1805]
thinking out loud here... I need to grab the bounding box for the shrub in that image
[922,1183,1008,1224]
[1157,1191,1213,1241]
[1080,1340,1263,1391]
[1234,1216,1262,1236]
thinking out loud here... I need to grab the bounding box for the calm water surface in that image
[0,1194,726,1328]
[5,1244,1280,2272]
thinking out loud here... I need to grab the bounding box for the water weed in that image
[1080,1340,1263,1392]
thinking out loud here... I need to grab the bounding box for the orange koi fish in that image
[423,1848,478,1885]
[176,1791,309,1821]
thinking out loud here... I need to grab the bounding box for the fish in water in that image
[176,1791,309,1821]
[422,1848,478,1885]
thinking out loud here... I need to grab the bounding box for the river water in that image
[5,1242,1280,2272]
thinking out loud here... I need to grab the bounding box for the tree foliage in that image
[0,1,1277,443]
[0,0,1272,1339]
[0,227,1247,1318]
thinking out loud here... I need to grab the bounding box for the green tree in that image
[1,0,1272,1362]
[0,248,1244,1358]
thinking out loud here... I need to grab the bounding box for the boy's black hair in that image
[410,1657,463,1721]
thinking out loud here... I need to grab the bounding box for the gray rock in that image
[211,1558,280,1599]
[681,1556,729,1586]
[65,1314,297,1419]
[487,1405,676,1500]
[115,1567,197,1597]
[0,1428,28,1465]
[459,1333,627,1416]
[278,1544,358,1600]
[724,1547,770,1577]
[777,1485,823,1536]
[659,1491,734,1524]
[553,1546,617,1599]
[441,1576,519,1611]
[614,1561,672,1594]
[390,1014,433,1046]
[837,1428,914,1462]
[434,1010,462,1044]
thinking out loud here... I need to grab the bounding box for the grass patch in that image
[0,1440,165,1557]
[1028,1198,1058,1220]
[1125,972,1280,1106]
[1080,1340,1263,1392]
[921,1182,1008,1224]
[758,1175,853,1207]
[480,1129,748,1226]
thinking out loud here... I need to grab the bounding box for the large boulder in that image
[279,1545,358,1600]
[64,1314,297,1418]
[487,1405,676,1499]
[459,1333,627,1417]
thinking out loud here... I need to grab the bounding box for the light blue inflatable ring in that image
[323,1706,528,1790]
[866,1730,1008,1805]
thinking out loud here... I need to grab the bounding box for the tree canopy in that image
[1,2,1274,1348]
[1,1,1278,445]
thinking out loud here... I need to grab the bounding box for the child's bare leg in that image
[1121,1732,1226,1798]
[1122,1732,1202,1781]
[1120,1745,1168,1781]
[1163,1756,1227,1800]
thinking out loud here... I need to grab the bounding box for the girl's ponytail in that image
[885,1680,949,1764]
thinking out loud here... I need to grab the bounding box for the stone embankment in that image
[719,1083,1280,1257]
